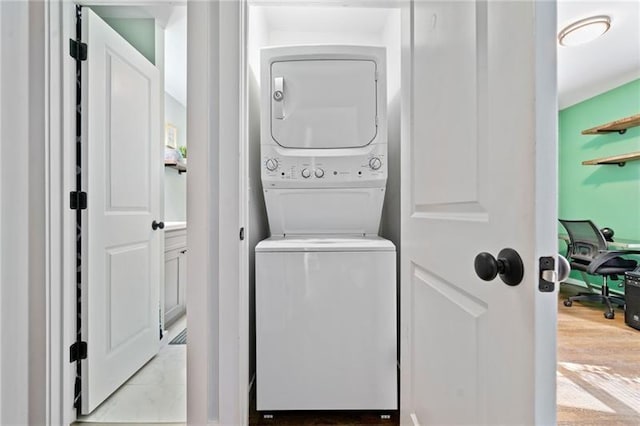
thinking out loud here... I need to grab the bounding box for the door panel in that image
[107,243,150,349]
[81,7,161,414]
[106,51,152,210]
[401,1,557,424]
[412,2,481,209]
[411,265,488,425]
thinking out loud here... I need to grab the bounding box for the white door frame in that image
[186,0,248,424]
[43,0,249,425]
[0,1,48,423]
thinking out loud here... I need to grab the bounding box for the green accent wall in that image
[559,79,640,290]
[101,17,156,65]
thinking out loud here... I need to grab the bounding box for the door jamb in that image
[186,0,246,423]
[46,1,76,424]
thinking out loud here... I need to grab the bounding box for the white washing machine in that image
[256,45,397,411]
[256,237,396,410]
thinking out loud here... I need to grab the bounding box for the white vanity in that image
[164,222,187,327]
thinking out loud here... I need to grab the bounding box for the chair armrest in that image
[571,254,592,263]
[586,250,640,274]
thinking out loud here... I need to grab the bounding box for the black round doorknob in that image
[474,248,524,286]
[475,252,500,281]
[152,220,165,230]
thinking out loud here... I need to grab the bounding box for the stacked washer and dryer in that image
[256,45,397,411]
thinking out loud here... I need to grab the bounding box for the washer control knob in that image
[314,168,325,178]
[265,158,278,171]
[369,157,382,170]
[301,168,311,178]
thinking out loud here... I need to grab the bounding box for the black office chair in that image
[559,219,639,319]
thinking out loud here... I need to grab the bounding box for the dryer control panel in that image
[261,145,387,188]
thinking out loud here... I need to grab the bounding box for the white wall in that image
[246,5,270,386]
[247,5,267,85]
[379,9,401,274]
[164,92,187,221]
[164,6,187,106]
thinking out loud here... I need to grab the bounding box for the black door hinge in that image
[69,341,87,362]
[70,191,87,210]
[239,227,245,241]
[69,39,87,61]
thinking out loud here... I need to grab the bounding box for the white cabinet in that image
[164,225,187,327]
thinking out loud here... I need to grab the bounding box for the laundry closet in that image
[245,2,402,414]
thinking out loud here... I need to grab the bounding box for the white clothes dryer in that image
[260,45,388,236]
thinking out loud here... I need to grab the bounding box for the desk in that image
[558,233,640,250]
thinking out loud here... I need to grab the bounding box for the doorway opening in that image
[244,2,402,423]
[71,2,188,424]
[555,1,640,423]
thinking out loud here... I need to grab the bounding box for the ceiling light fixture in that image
[558,15,611,46]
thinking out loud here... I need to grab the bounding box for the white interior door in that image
[81,7,161,414]
[400,1,558,424]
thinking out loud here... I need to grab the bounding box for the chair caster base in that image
[604,311,615,320]
[564,300,573,307]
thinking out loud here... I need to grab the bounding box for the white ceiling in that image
[157,1,639,110]
[557,0,640,109]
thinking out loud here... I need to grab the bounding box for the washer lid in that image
[255,236,395,252]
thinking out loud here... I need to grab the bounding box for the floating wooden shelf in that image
[165,162,187,174]
[582,151,640,167]
[581,113,640,135]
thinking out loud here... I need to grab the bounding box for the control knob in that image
[314,168,325,178]
[265,158,278,171]
[369,157,382,170]
[301,168,311,178]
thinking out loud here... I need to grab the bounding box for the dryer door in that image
[270,60,378,149]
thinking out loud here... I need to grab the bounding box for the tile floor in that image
[77,315,187,423]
